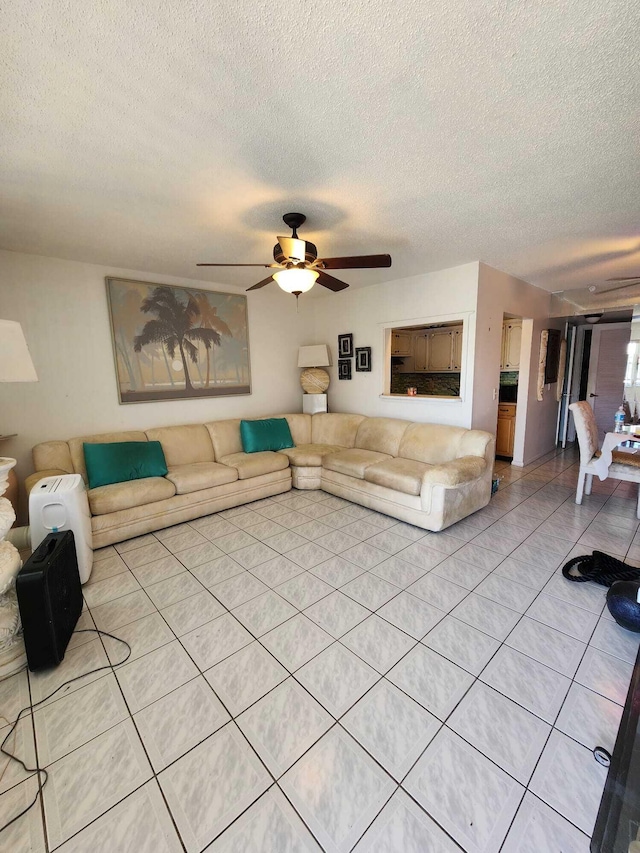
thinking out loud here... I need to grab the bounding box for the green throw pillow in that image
[240,418,294,453]
[84,441,168,489]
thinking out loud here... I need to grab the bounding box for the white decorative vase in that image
[0,458,27,679]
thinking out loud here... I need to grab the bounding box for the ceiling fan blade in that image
[197,263,277,267]
[320,254,392,270]
[277,237,306,263]
[317,271,349,292]
[246,275,275,291]
[602,281,640,295]
[606,277,640,282]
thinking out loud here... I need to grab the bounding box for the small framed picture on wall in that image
[355,347,371,372]
[338,334,353,358]
[338,359,352,380]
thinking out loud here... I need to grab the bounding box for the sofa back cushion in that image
[311,413,365,448]
[146,424,215,466]
[205,419,242,460]
[84,441,168,489]
[355,417,410,457]
[33,440,74,475]
[69,431,148,483]
[398,422,467,464]
[276,414,312,446]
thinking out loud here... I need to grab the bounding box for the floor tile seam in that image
[438,715,545,791]
[90,584,159,633]
[44,777,165,853]
[82,580,145,611]
[393,779,495,853]
[41,627,159,852]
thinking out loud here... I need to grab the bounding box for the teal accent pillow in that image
[84,441,168,489]
[240,418,294,453]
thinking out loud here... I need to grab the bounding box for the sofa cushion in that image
[84,441,168,489]
[206,419,242,460]
[422,456,487,486]
[240,418,294,453]
[146,424,215,466]
[166,462,238,494]
[277,414,312,446]
[311,413,365,448]
[355,417,410,456]
[364,457,431,496]
[33,440,74,475]
[323,448,392,479]
[88,477,176,515]
[398,422,467,464]
[219,451,290,480]
[278,444,342,467]
[69,431,148,482]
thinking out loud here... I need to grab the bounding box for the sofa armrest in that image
[25,469,69,495]
[421,456,487,488]
[457,430,495,462]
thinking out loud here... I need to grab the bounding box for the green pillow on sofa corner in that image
[240,418,294,453]
[84,441,168,489]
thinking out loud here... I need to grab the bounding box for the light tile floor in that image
[1,445,638,851]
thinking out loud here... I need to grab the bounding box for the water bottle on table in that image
[614,405,625,433]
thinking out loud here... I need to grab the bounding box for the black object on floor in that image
[562,551,640,587]
[16,530,82,671]
[591,643,640,852]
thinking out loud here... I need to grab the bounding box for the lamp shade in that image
[0,320,38,382]
[273,268,318,294]
[298,345,332,368]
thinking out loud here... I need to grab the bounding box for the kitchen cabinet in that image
[413,333,429,371]
[501,320,522,371]
[406,325,463,372]
[427,329,454,371]
[451,328,463,370]
[391,331,413,356]
[496,403,516,456]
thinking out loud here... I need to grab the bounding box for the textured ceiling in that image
[2,0,639,293]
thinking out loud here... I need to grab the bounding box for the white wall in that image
[310,263,479,426]
[473,263,560,466]
[0,249,313,500]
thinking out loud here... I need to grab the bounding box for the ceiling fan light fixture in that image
[273,268,318,295]
[584,313,603,324]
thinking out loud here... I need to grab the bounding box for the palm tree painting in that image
[106,278,251,403]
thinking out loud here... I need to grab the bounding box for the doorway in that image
[586,323,630,439]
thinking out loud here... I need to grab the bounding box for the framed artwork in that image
[355,347,371,372]
[338,359,352,380]
[338,333,353,358]
[105,277,251,404]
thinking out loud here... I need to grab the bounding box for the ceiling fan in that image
[197,212,392,297]
[602,276,640,295]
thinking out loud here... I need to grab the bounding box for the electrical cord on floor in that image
[0,628,131,834]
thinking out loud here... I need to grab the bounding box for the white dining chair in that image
[569,401,640,518]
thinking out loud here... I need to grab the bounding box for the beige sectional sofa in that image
[26,413,494,548]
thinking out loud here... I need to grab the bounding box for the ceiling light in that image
[584,313,603,324]
[273,268,318,295]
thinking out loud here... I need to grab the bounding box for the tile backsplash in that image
[500,370,519,386]
[390,372,461,397]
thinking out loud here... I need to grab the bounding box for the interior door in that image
[587,323,631,440]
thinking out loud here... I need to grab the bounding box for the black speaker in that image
[16,531,83,671]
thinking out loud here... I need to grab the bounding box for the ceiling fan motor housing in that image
[273,241,318,266]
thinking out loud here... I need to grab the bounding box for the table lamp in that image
[298,345,332,394]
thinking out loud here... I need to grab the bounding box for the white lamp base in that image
[303,394,328,415]
[0,459,26,680]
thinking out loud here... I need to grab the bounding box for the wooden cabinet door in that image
[413,334,428,370]
[496,417,511,455]
[391,332,412,356]
[503,322,522,370]
[427,330,453,371]
[451,327,463,370]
